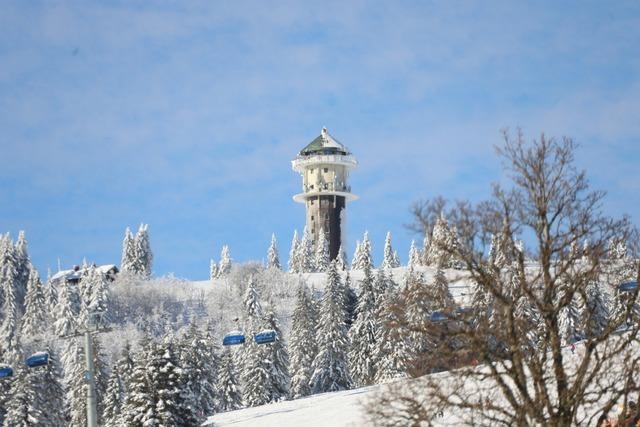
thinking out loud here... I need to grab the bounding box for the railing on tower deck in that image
[303,184,351,193]
[291,154,357,171]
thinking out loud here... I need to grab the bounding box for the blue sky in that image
[1,1,639,279]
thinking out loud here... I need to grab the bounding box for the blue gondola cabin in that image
[25,352,49,368]
[430,311,448,323]
[619,281,638,293]
[223,332,246,346]
[0,365,13,378]
[254,330,276,344]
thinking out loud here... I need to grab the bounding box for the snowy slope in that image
[205,334,640,427]
[204,386,377,427]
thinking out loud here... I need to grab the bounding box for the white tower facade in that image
[291,127,358,259]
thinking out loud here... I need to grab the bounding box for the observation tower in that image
[291,127,358,259]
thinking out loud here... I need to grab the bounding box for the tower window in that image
[310,168,314,174]
[310,200,314,205]
[310,184,314,189]
[311,215,314,221]
[325,213,329,219]
[324,168,328,173]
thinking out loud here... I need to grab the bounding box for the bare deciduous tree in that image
[367,131,640,426]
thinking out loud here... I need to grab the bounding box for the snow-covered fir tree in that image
[310,261,351,393]
[336,244,348,271]
[342,271,358,329]
[348,256,378,387]
[20,267,46,338]
[147,338,197,426]
[372,267,391,305]
[209,259,219,281]
[120,339,157,427]
[0,264,22,364]
[133,223,153,278]
[2,367,37,427]
[243,275,263,332]
[267,233,281,270]
[408,239,420,269]
[426,214,452,267]
[288,230,301,273]
[403,272,435,358]
[381,232,396,270]
[13,231,30,307]
[314,229,330,272]
[30,345,65,427]
[352,232,373,270]
[558,292,584,346]
[53,281,77,337]
[289,283,318,399]
[351,240,362,270]
[241,340,270,407]
[103,368,125,427]
[179,321,219,421]
[421,234,431,266]
[263,306,290,401]
[120,227,136,273]
[299,227,315,273]
[43,277,57,323]
[374,284,410,383]
[430,265,454,311]
[217,348,242,412]
[66,342,89,427]
[219,245,232,277]
[392,250,401,269]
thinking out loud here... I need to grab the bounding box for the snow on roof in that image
[96,264,118,274]
[50,264,118,283]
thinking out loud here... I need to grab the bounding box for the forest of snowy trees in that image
[1,209,637,427]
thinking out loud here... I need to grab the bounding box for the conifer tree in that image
[179,322,219,420]
[431,265,454,311]
[314,229,330,272]
[242,341,270,407]
[288,230,301,273]
[120,340,157,427]
[134,224,153,278]
[374,285,410,383]
[382,232,395,270]
[408,239,420,269]
[299,227,315,272]
[2,367,37,427]
[44,278,57,322]
[404,272,435,358]
[53,281,77,337]
[426,215,452,267]
[348,256,377,387]
[66,342,88,427]
[243,276,263,333]
[120,228,136,273]
[351,240,362,270]
[558,292,584,346]
[210,259,219,281]
[217,348,242,412]
[335,244,348,271]
[103,369,124,427]
[0,264,21,364]
[289,283,317,398]
[373,267,390,305]
[30,345,65,427]
[13,231,30,308]
[392,250,401,269]
[263,306,290,401]
[88,269,111,327]
[20,267,46,338]
[267,233,281,270]
[147,339,197,426]
[219,245,232,276]
[421,234,431,266]
[310,261,351,393]
[352,232,374,270]
[343,271,358,329]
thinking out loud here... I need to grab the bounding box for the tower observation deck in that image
[291,127,358,260]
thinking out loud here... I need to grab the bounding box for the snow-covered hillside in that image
[205,334,640,427]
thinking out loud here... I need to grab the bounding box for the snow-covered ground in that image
[204,385,377,427]
[205,333,640,427]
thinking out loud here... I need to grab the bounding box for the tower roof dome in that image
[299,127,350,156]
